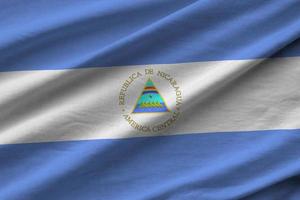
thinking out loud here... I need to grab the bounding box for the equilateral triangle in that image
[132,79,170,113]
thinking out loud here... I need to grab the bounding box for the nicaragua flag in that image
[0,0,300,199]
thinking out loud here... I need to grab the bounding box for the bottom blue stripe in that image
[0,129,300,200]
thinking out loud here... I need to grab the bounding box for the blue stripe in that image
[0,129,300,199]
[142,91,158,94]
[0,0,300,71]
[133,106,168,113]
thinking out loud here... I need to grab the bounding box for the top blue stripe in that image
[0,0,300,72]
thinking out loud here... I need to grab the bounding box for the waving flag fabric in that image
[0,0,300,199]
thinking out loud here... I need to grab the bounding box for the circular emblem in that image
[119,68,183,133]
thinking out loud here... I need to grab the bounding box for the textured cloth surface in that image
[0,1,300,200]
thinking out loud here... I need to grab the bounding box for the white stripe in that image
[0,57,300,144]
